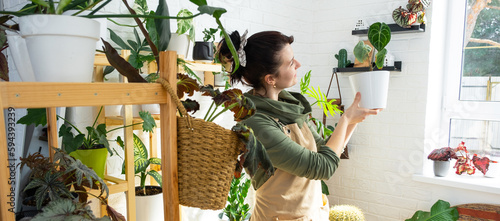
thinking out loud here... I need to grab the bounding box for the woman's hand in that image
[342,92,381,125]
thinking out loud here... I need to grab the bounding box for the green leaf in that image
[133,133,148,159]
[155,0,171,51]
[30,0,49,8]
[375,48,387,69]
[300,70,311,95]
[139,111,156,132]
[59,124,84,154]
[405,211,431,221]
[406,200,459,221]
[321,180,330,195]
[353,41,372,63]
[102,39,146,83]
[17,108,47,126]
[176,9,194,38]
[149,157,161,165]
[147,170,162,187]
[70,158,106,194]
[189,0,207,6]
[55,0,71,14]
[135,156,149,174]
[108,28,132,51]
[368,22,391,52]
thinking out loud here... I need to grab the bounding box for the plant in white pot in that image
[0,0,111,82]
[350,22,392,109]
[427,147,457,177]
[116,134,162,221]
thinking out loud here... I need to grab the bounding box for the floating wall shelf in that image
[333,61,402,73]
[352,23,425,35]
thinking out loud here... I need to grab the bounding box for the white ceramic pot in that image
[19,15,100,82]
[433,160,450,177]
[6,32,36,81]
[349,71,390,109]
[142,104,161,115]
[167,33,191,58]
[136,186,164,221]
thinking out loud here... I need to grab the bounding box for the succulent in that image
[329,205,365,221]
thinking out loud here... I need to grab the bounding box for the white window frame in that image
[415,0,500,193]
[442,0,500,149]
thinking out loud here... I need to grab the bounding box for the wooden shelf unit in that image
[0,51,180,221]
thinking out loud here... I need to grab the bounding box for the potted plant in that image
[0,0,110,82]
[167,9,195,58]
[115,134,162,221]
[452,141,498,176]
[427,147,458,177]
[406,199,458,221]
[218,173,252,221]
[19,148,125,220]
[193,27,219,62]
[350,22,392,109]
[17,107,156,178]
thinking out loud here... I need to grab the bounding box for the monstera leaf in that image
[232,123,274,179]
[177,73,200,99]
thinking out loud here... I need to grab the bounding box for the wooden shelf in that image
[352,23,425,35]
[333,61,402,73]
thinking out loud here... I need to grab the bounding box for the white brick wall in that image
[5,0,500,219]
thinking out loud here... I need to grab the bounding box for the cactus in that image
[335,49,351,68]
[329,205,365,221]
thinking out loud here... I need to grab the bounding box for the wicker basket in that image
[158,78,243,210]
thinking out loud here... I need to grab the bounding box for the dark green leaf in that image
[189,0,207,6]
[155,0,171,51]
[181,98,200,114]
[59,124,84,154]
[17,108,47,126]
[133,133,148,160]
[0,53,8,82]
[197,5,226,18]
[321,180,329,195]
[108,28,132,50]
[139,111,156,132]
[368,22,391,52]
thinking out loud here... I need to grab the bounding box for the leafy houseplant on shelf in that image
[0,0,110,82]
[17,107,156,179]
[115,134,162,221]
[193,27,219,61]
[19,148,125,220]
[350,22,392,109]
[427,147,458,177]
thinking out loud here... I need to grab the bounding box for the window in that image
[443,0,500,156]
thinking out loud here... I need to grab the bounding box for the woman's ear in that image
[264,74,276,87]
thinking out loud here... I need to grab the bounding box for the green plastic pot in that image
[69,146,108,178]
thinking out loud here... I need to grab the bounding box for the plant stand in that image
[0,51,183,221]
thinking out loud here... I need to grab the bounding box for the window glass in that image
[450,119,500,155]
[460,0,500,102]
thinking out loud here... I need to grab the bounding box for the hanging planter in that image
[19,14,100,82]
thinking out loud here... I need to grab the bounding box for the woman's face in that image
[274,44,301,89]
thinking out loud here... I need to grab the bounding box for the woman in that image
[218,30,380,221]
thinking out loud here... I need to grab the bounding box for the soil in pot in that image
[135,186,162,196]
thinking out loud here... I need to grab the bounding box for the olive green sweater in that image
[243,90,340,190]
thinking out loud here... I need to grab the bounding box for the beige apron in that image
[252,121,329,221]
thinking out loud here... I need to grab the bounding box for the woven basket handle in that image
[156,78,193,128]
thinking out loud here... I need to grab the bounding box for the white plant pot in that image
[19,15,100,82]
[142,104,161,115]
[348,71,390,109]
[6,32,36,81]
[167,33,191,58]
[136,187,164,221]
[433,160,450,177]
